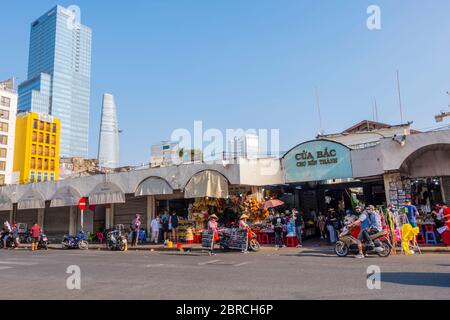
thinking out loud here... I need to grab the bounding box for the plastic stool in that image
[424,225,437,245]
[285,237,298,248]
[260,233,269,244]
[416,226,425,244]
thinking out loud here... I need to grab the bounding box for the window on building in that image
[0,174,5,186]
[39,121,44,130]
[50,173,55,181]
[50,147,55,157]
[32,131,37,142]
[0,110,9,120]
[52,123,57,133]
[50,159,55,171]
[44,146,49,156]
[0,122,8,133]
[44,159,48,170]
[30,158,36,169]
[45,134,50,144]
[33,120,38,129]
[37,172,42,182]
[0,97,10,107]
[43,172,48,182]
[51,135,56,145]
[0,135,7,145]
[38,133,43,143]
[0,161,6,171]
[46,123,51,132]
[37,158,42,170]
[30,171,35,183]
[0,148,6,158]
[31,144,36,155]
[37,145,43,156]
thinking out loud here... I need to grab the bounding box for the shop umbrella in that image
[263,199,285,209]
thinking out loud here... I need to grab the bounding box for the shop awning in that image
[18,190,45,210]
[0,194,13,211]
[135,177,173,197]
[50,186,82,208]
[89,182,125,205]
[184,170,229,199]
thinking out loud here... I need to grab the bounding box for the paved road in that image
[0,247,448,300]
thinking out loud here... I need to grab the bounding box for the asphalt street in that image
[0,247,448,300]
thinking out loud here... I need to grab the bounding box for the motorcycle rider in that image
[351,206,376,249]
[11,223,20,249]
[2,221,13,249]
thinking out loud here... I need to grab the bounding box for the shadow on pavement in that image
[382,272,450,288]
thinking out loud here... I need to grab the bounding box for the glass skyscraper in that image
[18,5,92,157]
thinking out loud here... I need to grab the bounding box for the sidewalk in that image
[23,241,448,254]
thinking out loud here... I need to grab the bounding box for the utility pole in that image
[396,70,404,124]
[315,87,324,135]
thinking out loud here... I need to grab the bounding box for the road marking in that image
[146,264,165,267]
[233,262,249,267]
[198,260,221,266]
[0,266,13,270]
[0,261,39,266]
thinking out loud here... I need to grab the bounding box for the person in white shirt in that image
[150,217,161,244]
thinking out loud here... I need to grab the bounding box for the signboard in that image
[283,140,353,183]
[78,198,87,211]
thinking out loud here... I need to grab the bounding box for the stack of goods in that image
[242,196,268,223]
[177,219,195,242]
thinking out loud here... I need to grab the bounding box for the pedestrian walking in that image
[30,222,41,251]
[161,210,171,243]
[207,214,219,256]
[170,211,179,242]
[150,216,160,244]
[318,213,327,239]
[131,214,142,247]
[271,213,286,249]
[326,209,338,244]
[292,209,303,248]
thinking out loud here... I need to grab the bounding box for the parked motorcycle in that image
[62,231,89,250]
[106,227,127,251]
[0,232,17,249]
[335,227,391,258]
[37,232,49,250]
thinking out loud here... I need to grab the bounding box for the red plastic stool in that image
[186,240,193,245]
[416,226,425,244]
[193,234,202,244]
[286,236,298,248]
[260,233,270,244]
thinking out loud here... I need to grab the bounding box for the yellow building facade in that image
[13,112,60,184]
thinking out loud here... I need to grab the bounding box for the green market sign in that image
[283,140,353,183]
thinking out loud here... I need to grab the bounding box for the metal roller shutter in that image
[114,195,147,228]
[16,209,38,228]
[44,207,70,239]
[0,211,10,223]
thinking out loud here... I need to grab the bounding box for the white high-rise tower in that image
[98,94,120,169]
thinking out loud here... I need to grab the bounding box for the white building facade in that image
[0,79,17,185]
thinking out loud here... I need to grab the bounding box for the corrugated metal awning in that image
[18,190,45,210]
[184,170,229,199]
[89,182,125,205]
[51,186,81,208]
[0,194,12,211]
[135,177,173,197]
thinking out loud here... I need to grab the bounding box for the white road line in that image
[233,262,249,267]
[0,266,13,271]
[198,260,221,266]
[0,261,39,266]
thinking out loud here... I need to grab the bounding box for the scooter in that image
[62,231,89,250]
[106,228,127,251]
[37,232,49,250]
[335,226,392,258]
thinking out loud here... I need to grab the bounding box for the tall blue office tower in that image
[18,5,92,157]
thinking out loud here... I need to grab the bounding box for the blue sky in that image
[2,0,450,165]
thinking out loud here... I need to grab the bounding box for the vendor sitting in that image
[239,214,250,230]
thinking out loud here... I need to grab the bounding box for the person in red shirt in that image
[30,223,41,251]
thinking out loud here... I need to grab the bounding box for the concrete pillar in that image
[106,204,114,229]
[146,196,156,235]
[37,208,45,230]
[9,209,13,223]
[69,206,77,235]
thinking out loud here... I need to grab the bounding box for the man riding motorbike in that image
[349,206,383,255]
